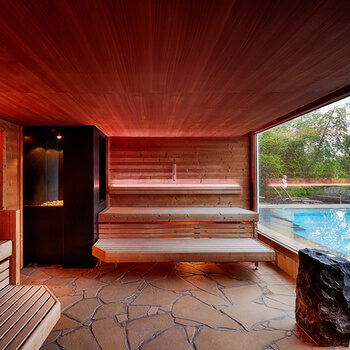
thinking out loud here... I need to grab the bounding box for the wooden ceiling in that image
[0,0,350,136]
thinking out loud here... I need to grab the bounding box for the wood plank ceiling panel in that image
[0,0,349,136]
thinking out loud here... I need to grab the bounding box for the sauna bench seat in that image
[94,207,275,264]
[98,206,259,222]
[92,238,275,263]
[0,242,60,350]
[108,184,242,195]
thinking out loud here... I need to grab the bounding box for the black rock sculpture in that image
[295,248,350,346]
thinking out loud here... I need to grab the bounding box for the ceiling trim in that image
[253,84,350,134]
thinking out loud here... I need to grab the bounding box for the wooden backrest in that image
[98,221,257,239]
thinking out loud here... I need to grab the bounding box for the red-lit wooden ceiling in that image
[0,0,350,136]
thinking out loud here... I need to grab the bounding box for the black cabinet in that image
[23,126,106,267]
[63,126,106,267]
[23,206,63,265]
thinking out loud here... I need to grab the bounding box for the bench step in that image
[93,238,275,263]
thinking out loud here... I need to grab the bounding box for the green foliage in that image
[259,102,350,202]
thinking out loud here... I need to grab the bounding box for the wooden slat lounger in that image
[0,241,60,350]
[92,207,275,266]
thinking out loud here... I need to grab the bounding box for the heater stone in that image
[295,248,350,346]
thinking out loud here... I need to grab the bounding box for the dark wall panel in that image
[63,126,106,267]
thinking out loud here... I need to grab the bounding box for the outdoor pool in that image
[260,208,350,256]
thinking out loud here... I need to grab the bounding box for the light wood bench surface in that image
[93,207,275,265]
[0,241,60,350]
[93,237,275,263]
[98,206,259,222]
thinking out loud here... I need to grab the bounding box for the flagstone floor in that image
[20,262,345,350]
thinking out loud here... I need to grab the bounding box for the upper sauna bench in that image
[98,206,258,223]
[108,184,242,195]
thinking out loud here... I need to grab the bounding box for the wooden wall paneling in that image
[106,136,111,208]
[0,210,20,284]
[0,119,21,210]
[108,136,250,208]
[19,127,23,268]
[0,1,350,137]
[0,118,22,276]
[0,129,3,209]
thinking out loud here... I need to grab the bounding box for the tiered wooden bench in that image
[0,240,60,350]
[92,207,275,265]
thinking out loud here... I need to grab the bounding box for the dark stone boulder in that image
[295,248,350,346]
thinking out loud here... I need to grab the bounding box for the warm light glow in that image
[109,182,241,187]
[56,134,62,140]
[267,178,350,187]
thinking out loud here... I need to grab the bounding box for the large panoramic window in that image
[257,96,350,258]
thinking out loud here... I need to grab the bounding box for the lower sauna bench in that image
[92,207,275,264]
[93,238,275,263]
[0,240,61,350]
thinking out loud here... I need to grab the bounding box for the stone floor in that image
[20,262,346,350]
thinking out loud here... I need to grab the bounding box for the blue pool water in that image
[260,208,350,256]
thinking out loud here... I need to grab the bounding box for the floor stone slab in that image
[43,330,61,345]
[128,305,149,320]
[268,294,295,306]
[98,281,141,303]
[221,284,262,304]
[50,286,75,298]
[57,327,100,350]
[222,302,286,330]
[53,315,81,331]
[193,263,228,274]
[132,285,179,305]
[266,284,295,296]
[20,262,317,350]
[98,270,124,284]
[41,344,58,350]
[185,275,221,294]
[191,290,229,306]
[92,318,127,350]
[141,326,192,350]
[209,273,250,287]
[194,329,285,350]
[268,317,298,331]
[185,326,196,342]
[93,303,126,319]
[75,277,105,291]
[26,270,51,282]
[174,318,203,326]
[151,274,196,291]
[59,295,82,311]
[117,314,128,323]
[274,334,311,349]
[44,277,76,286]
[64,298,101,322]
[173,295,241,329]
[263,297,294,311]
[126,314,173,349]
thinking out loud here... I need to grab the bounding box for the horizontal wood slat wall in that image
[98,221,257,239]
[108,136,250,208]
[0,119,21,210]
[0,118,22,278]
